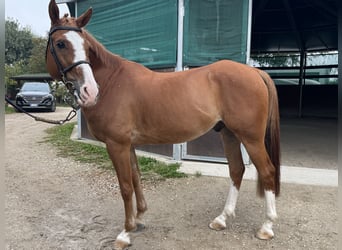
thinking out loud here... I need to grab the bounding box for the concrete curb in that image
[71,126,337,187]
[135,150,337,187]
[179,161,338,187]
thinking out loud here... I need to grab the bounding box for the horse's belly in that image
[131,117,219,145]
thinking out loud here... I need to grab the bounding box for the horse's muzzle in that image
[77,82,99,107]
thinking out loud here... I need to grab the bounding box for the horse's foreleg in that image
[209,128,245,231]
[106,142,135,249]
[243,140,278,240]
[130,146,147,230]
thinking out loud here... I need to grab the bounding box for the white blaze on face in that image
[64,31,98,106]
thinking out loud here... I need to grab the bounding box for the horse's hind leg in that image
[242,139,277,240]
[209,127,245,231]
[130,146,147,231]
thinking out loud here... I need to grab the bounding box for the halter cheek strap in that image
[47,26,91,81]
[47,26,92,110]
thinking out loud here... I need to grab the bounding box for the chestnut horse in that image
[46,1,280,249]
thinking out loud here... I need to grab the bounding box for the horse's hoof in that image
[115,230,131,250]
[255,227,274,240]
[114,239,130,250]
[209,220,226,231]
[134,223,145,232]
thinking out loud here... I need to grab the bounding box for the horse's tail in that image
[257,70,281,197]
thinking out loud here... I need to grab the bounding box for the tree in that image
[5,19,49,98]
[27,37,48,73]
[5,19,34,65]
[250,53,300,67]
[5,61,26,98]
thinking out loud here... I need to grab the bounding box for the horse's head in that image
[46,0,98,108]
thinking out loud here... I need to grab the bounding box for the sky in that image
[5,0,70,37]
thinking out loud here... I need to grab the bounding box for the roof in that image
[10,73,53,82]
[251,0,338,53]
[64,0,338,54]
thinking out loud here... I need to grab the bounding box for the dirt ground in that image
[5,108,338,250]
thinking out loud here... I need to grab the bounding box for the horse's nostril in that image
[83,86,89,96]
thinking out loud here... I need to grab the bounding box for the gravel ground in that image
[5,107,338,249]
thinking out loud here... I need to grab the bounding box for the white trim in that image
[56,0,76,3]
[172,0,185,161]
[175,0,185,72]
[75,0,82,139]
[181,143,249,165]
[246,0,253,64]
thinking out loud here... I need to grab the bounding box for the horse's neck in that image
[88,43,124,86]
[90,48,122,72]
[85,31,120,68]
[85,30,152,85]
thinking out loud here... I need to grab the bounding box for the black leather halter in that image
[47,26,91,81]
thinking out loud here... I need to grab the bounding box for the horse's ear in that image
[49,0,60,25]
[76,8,93,28]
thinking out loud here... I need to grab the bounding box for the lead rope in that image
[5,96,78,125]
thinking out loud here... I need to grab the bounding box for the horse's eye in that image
[56,41,66,49]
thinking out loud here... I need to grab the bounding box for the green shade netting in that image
[77,0,178,68]
[77,0,249,68]
[183,0,249,66]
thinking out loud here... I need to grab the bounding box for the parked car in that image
[15,82,56,112]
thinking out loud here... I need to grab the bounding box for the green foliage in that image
[5,19,34,65]
[195,171,202,177]
[5,61,26,85]
[51,81,69,104]
[44,123,112,169]
[5,19,49,97]
[5,106,16,114]
[27,37,48,73]
[251,53,300,67]
[44,123,187,179]
[138,157,186,179]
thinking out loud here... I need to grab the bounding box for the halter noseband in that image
[47,26,91,109]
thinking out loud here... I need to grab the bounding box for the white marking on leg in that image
[223,181,239,217]
[211,181,239,228]
[116,229,130,245]
[264,190,277,221]
[256,190,277,239]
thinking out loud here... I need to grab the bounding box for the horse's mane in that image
[83,29,122,68]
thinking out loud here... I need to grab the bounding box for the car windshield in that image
[21,83,50,92]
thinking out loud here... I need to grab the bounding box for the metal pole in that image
[246,0,253,64]
[73,0,82,139]
[242,0,253,164]
[298,50,306,118]
[173,0,185,161]
[176,0,184,72]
